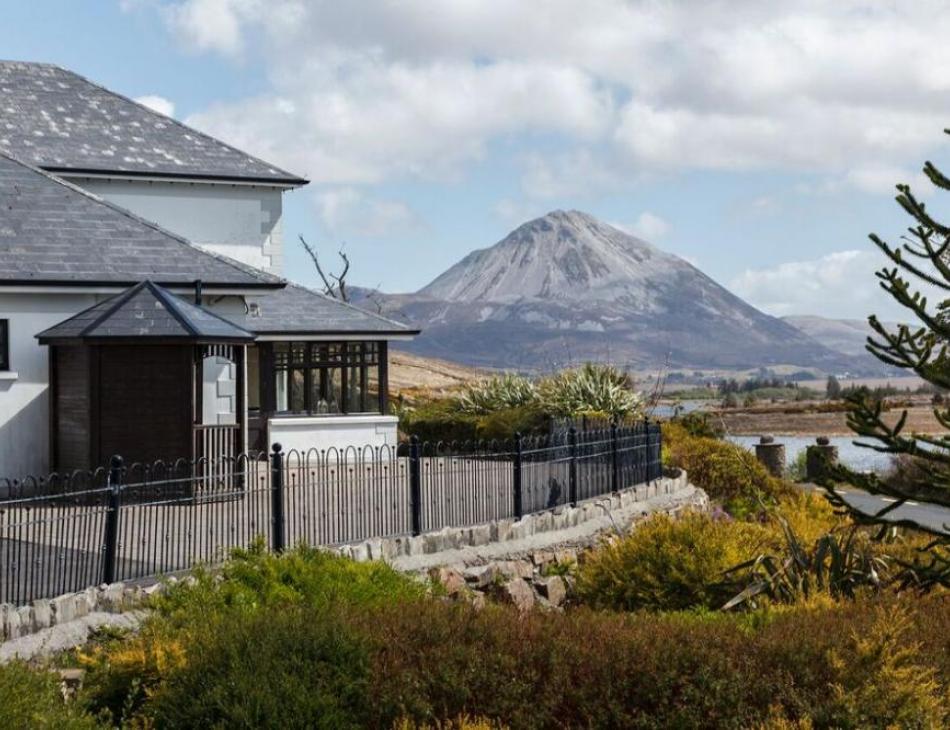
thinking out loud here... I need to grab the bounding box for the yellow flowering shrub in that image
[575,510,775,611]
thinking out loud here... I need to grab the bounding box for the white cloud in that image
[630,212,670,240]
[153,1,950,192]
[133,94,176,117]
[314,189,422,237]
[611,212,671,241]
[728,249,948,320]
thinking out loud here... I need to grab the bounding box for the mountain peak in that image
[357,210,848,371]
[420,210,674,303]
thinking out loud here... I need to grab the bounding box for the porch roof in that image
[36,281,256,344]
[232,282,421,338]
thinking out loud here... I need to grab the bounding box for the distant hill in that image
[354,210,852,372]
[782,315,901,358]
[388,350,485,394]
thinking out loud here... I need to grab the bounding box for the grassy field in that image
[713,399,944,436]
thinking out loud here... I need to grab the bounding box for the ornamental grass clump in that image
[538,363,642,420]
[455,374,538,415]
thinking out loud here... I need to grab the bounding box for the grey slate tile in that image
[0,61,306,184]
[0,151,281,286]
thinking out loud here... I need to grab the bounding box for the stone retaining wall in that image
[329,471,693,564]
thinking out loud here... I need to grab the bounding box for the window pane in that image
[346,365,362,412]
[0,320,7,371]
[273,342,290,369]
[275,368,288,412]
[311,366,342,414]
[290,369,306,412]
[366,362,380,413]
[247,346,260,410]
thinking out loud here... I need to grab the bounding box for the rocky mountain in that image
[355,210,852,371]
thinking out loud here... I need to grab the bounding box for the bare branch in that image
[298,235,338,298]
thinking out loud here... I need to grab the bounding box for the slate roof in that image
[0,61,307,185]
[233,283,419,336]
[0,151,282,287]
[37,281,255,343]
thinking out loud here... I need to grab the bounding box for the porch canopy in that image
[37,281,255,472]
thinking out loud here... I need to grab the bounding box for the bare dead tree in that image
[298,235,351,302]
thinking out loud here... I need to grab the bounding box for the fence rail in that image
[0,423,662,605]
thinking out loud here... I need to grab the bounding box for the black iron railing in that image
[0,422,662,605]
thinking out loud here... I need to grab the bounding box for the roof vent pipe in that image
[194,279,203,306]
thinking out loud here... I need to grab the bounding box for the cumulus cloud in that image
[727,249,947,320]
[611,212,671,241]
[314,189,422,238]
[134,94,176,117]
[150,1,950,193]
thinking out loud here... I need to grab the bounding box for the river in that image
[727,435,893,474]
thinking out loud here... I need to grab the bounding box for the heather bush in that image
[574,511,775,611]
[0,661,98,729]
[146,607,371,729]
[71,553,950,728]
[359,595,950,728]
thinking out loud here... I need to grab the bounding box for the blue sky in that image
[6,1,950,320]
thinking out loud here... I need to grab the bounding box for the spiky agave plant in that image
[722,520,890,610]
[455,373,539,415]
[538,363,643,419]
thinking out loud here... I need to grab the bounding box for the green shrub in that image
[148,607,371,729]
[663,423,794,512]
[401,398,549,443]
[575,511,775,611]
[0,661,98,729]
[360,595,950,729]
[672,410,724,439]
[472,405,549,441]
[152,540,424,625]
[78,543,423,723]
[76,563,950,728]
[538,363,642,419]
[400,398,483,443]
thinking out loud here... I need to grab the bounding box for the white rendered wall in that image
[0,293,101,479]
[268,415,399,457]
[74,179,285,276]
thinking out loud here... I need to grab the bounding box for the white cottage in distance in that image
[0,61,418,478]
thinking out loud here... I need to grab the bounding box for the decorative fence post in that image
[643,417,652,483]
[270,443,285,553]
[610,421,620,493]
[568,426,578,506]
[513,432,524,519]
[409,435,423,536]
[103,455,123,585]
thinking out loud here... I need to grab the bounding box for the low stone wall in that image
[329,470,695,564]
[2,470,700,647]
[1,580,170,643]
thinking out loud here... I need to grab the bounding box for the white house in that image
[0,61,418,478]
